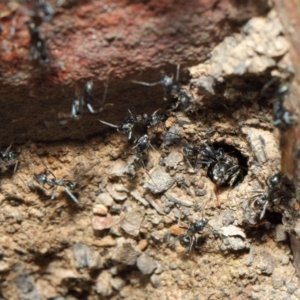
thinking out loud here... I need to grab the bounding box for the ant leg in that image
[175,64,180,82]
[18,175,33,192]
[139,159,160,190]
[4,144,12,157]
[99,120,118,128]
[186,235,195,256]
[149,142,156,152]
[51,187,58,200]
[214,185,220,208]
[132,80,162,87]
[259,199,269,220]
[45,165,56,179]
[86,102,95,113]
[65,187,79,204]
[13,160,19,173]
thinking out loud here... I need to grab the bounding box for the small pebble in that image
[258,251,277,275]
[96,271,112,296]
[143,167,175,194]
[222,209,235,226]
[112,239,140,265]
[281,254,289,265]
[0,261,9,272]
[286,282,297,294]
[138,239,148,251]
[121,209,144,236]
[93,236,116,247]
[271,272,284,289]
[96,193,114,207]
[150,274,161,287]
[110,276,126,291]
[137,253,158,275]
[72,243,101,269]
[93,204,108,215]
[106,183,128,201]
[275,224,287,242]
[169,263,178,270]
[164,150,183,168]
[92,215,116,231]
[170,224,185,236]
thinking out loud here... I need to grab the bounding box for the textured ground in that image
[1,1,300,300]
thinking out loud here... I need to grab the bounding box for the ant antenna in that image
[99,120,118,128]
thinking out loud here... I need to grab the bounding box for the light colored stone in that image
[137,253,158,275]
[92,215,117,231]
[96,193,114,206]
[93,204,108,215]
[121,209,144,237]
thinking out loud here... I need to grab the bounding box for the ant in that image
[183,144,243,206]
[183,144,223,169]
[132,65,194,112]
[272,84,298,130]
[71,81,95,120]
[28,22,49,64]
[183,144,243,186]
[37,0,54,22]
[177,219,208,256]
[0,145,20,172]
[262,80,298,179]
[121,134,155,177]
[141,109,164,129]
[249,172,294,221]
[32,168,78,203]
[100,109,138,140]
[58,80,109,122]
[207,154,243,187]
[100,109,164,140]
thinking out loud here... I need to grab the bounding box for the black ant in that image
[121,134,155,177]
[58,80,109,122]
[37,0,54,22]
[100,109,138,140]
[273,84,298,179]
[207,153,243,187]
[262,80,298,179]
[183,144,223,169]
[31,168,78,203]
[184,144,243,186]
[177,219,208,256]
[71,81,95,120]
[272,84,297,131]
[0,145,20,172]
[132,65,194,112]
[28,22,49,64]
[248,172,294,221]
[100,109,164,140]
[183,144,243,207]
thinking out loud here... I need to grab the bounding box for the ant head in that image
[162,75,173,89]
[277,84,289,98]
[267,172,282,189]
[84,81,93,96]
[194,219,207,232]
[7,151,19,161]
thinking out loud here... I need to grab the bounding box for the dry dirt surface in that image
[1,2,300,300]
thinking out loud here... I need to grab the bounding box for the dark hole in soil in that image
[208,142,248,186]
[264,210,283,225]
